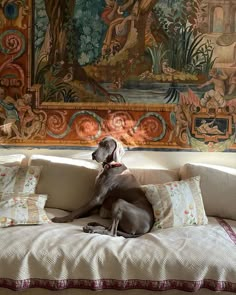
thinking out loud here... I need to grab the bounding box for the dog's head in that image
[92,136,125,164]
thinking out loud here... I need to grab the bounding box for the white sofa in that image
[0,154,235,295]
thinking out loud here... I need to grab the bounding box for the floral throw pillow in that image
[14,166,42,193]
[142,176,208,230]
[0,165,42,193]
[0,165,19,193]
[0,193,51,227]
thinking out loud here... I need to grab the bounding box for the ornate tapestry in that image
[0,0,236,151]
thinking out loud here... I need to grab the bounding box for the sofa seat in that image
[0,208,235,293]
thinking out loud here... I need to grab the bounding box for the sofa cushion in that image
[180,163,236,220]
[0,192,51,227]
[130,168,179,185]
[0,211,235,292]
[142,176,208,230]
[29,156,99,211]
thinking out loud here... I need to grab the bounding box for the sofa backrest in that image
[0,154,26,166]
[29,156,99,211]
[29,155,180,211]
[131,168,179,185]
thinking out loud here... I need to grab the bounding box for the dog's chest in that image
[96,166,137,218]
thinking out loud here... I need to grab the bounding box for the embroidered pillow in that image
[13,166,42,193]
[0,193,51,227]
[0,165,19,193]
[142,176,208,230]
[0,165,42,193]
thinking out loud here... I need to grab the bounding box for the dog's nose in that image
[92,152,96,160]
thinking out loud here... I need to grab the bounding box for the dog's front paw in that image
[51,216,73,223]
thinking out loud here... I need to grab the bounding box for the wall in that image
[0,0,236,152]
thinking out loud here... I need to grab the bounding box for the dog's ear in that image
[113,139,125,162]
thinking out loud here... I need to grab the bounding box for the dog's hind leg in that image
[83,222,140,238]
[111,199,152,237]
[82,200,132,237]
[83,199,150,238]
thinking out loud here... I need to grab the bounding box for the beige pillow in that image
[0,193,51,227]
[180,163,236,220]
[29,156,98,211]
[142,176,208,230]
[130,168,179,185]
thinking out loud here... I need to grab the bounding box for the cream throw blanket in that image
[0,209,235,293]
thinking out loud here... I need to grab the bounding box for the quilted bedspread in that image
[0,208,235,293]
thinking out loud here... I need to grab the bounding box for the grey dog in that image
[52,136,154,238]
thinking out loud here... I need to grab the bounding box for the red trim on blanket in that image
[0,278,235,292]
[216,217,236,245]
